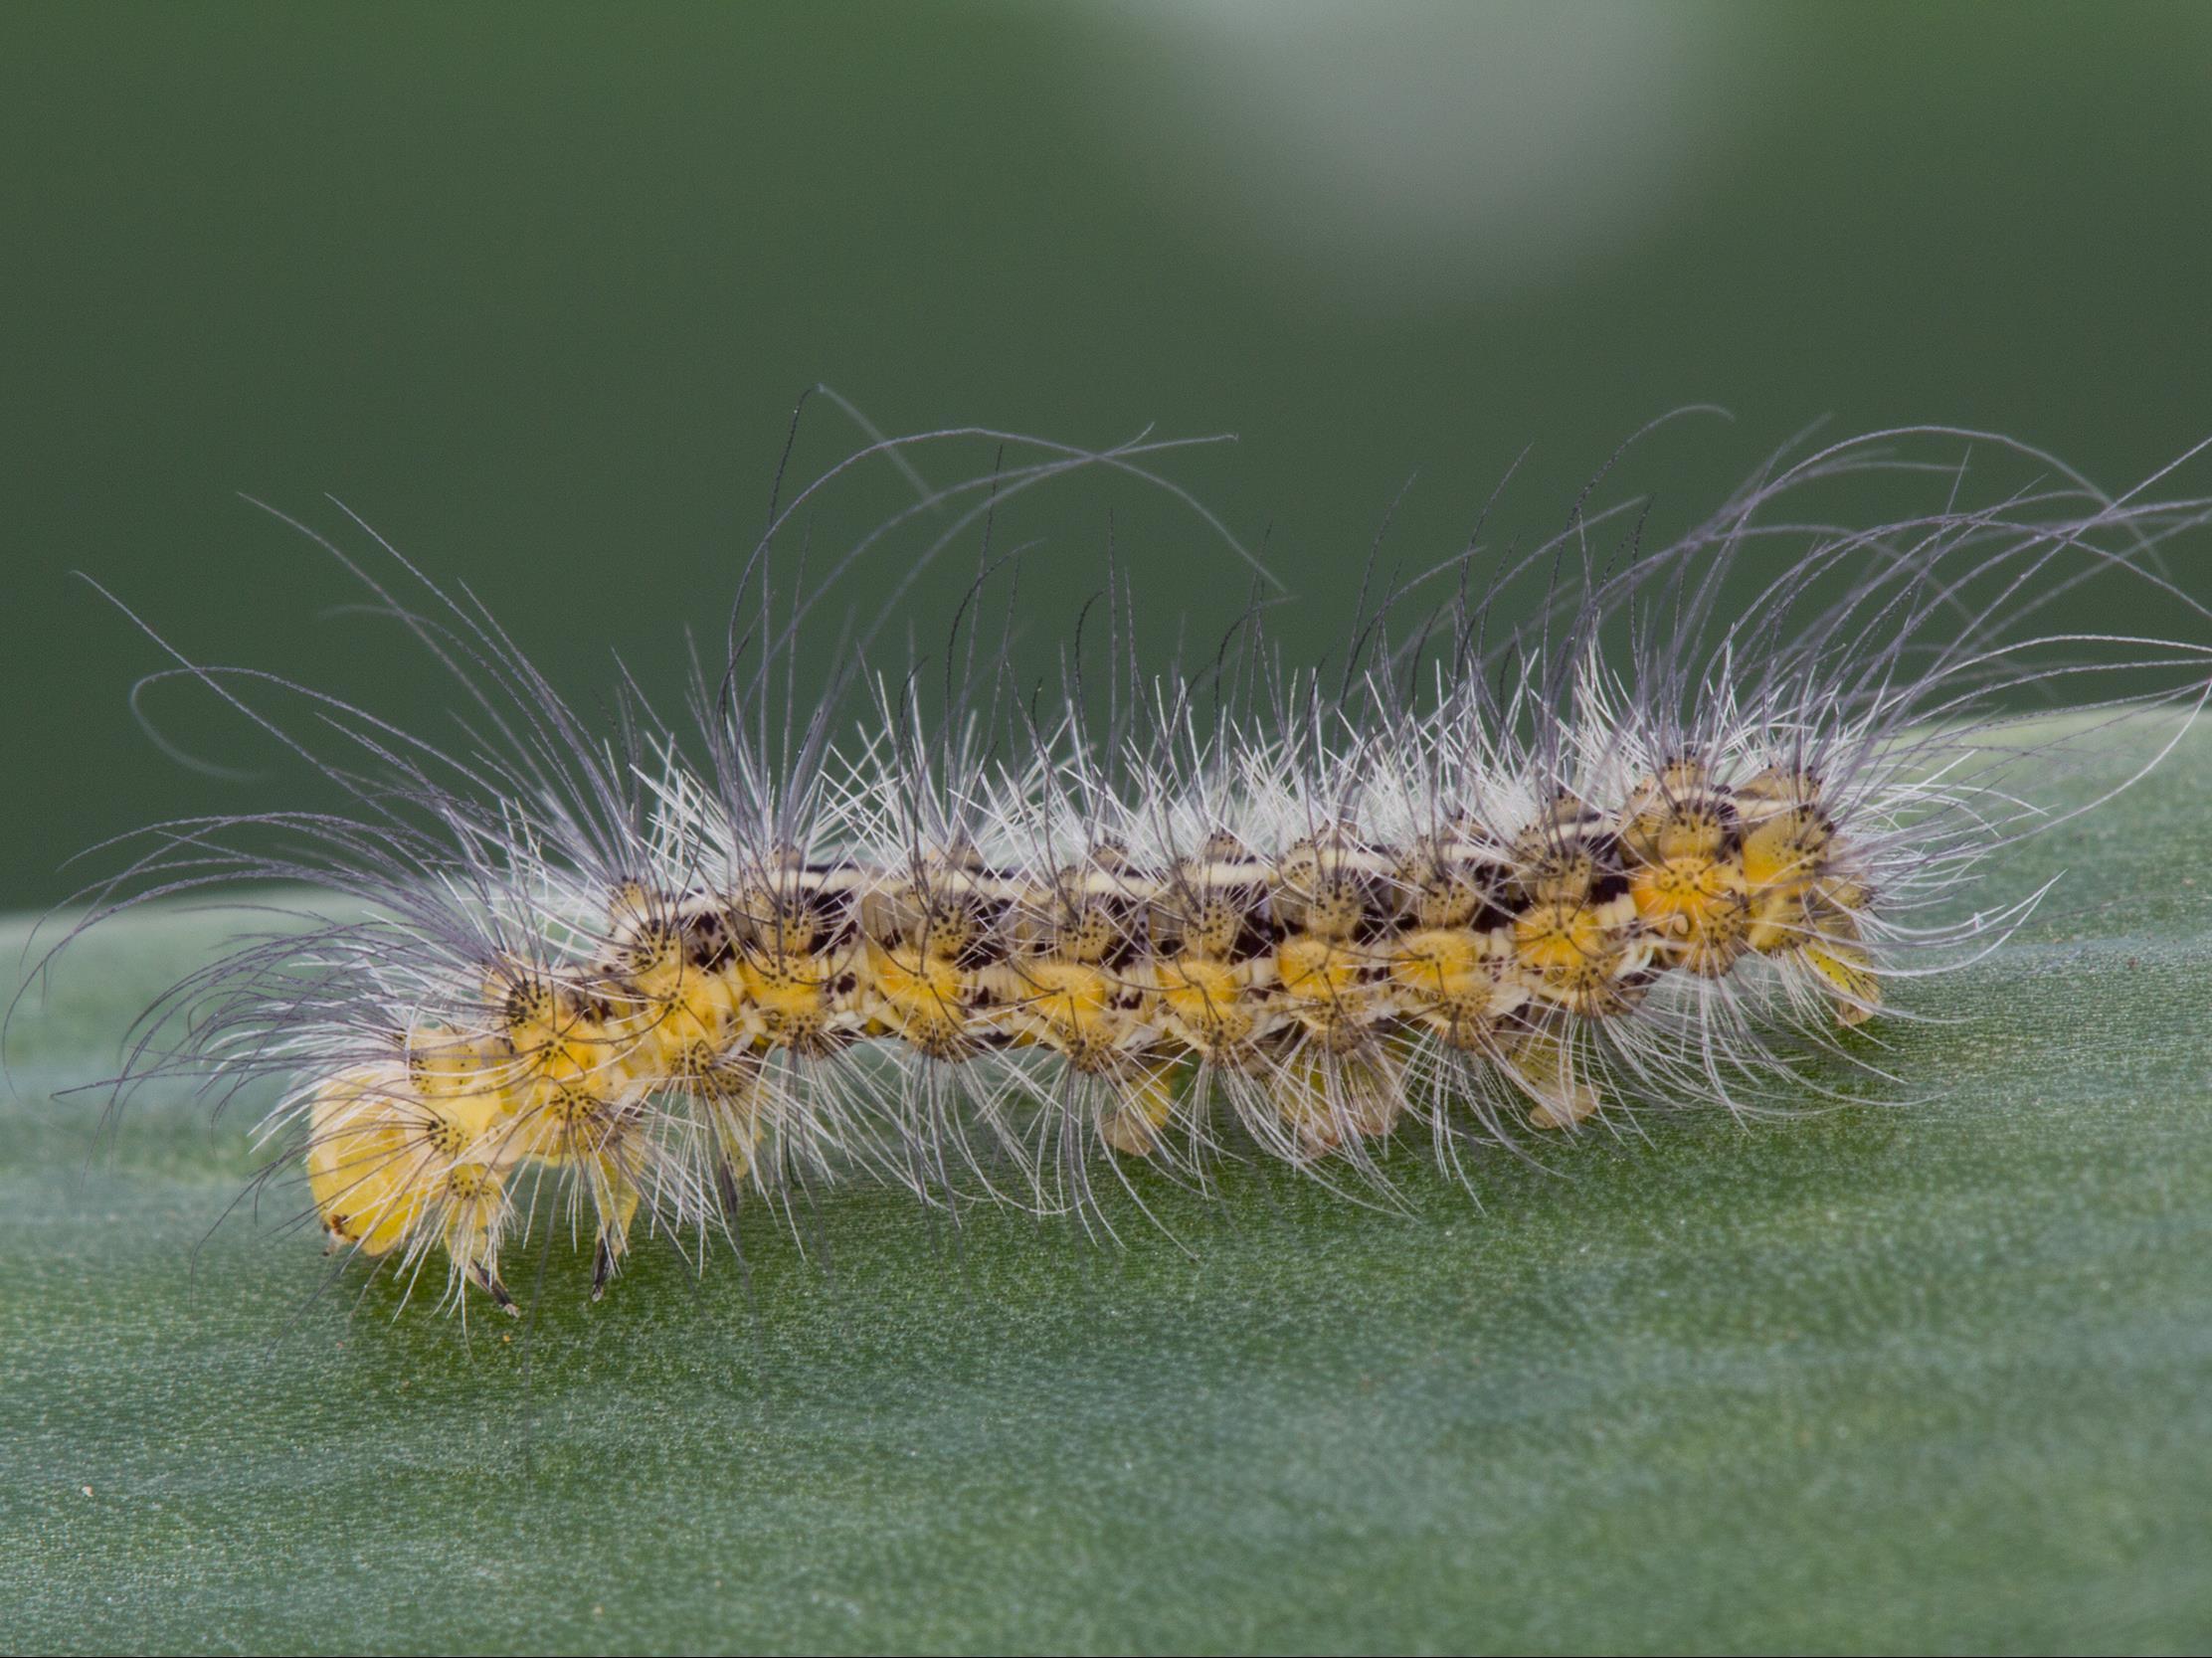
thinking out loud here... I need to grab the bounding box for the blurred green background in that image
[9,12,2212,1654]
[8,0,2212,910]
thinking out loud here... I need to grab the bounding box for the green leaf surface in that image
[5,719,2210,1655]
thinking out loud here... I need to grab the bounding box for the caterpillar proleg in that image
[57,410,2212,1318]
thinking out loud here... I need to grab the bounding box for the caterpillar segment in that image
[996,849,1172,1153]
[1503,797,1656,1031]
[843,851,997,1062]
[1621,759,1754,980]
[1264,829,1408,1153]
[302,1065,520,1313]
[1144,832,1283,1068]
[1732,768,1881,1025]
[729,873,867,1060]
[305,1070,430,1260]
[1385,824,1526,1054]
[683,865,861,1209]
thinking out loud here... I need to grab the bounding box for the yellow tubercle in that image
[1152,951,1277,1064]
[1097,1052,1194,1156]
[861,941,988,1061]
[437,1161,516,1312]
[734,947,847,1058]
[1388,925,1527,1048]
[1802,907,1882,1026]
[1512,892,1651,1017]
[1004,957,1146,1072]
[1505,1027,1601,1130]
[305,1074,425,1257]
[1275,933,1384,1052]
[1263,1042,1405,1156]
[1629,852,1751,977]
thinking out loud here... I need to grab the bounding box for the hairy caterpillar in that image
[55,407,2212,1319]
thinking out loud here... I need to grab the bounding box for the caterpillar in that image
[58,406,2212,1319]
